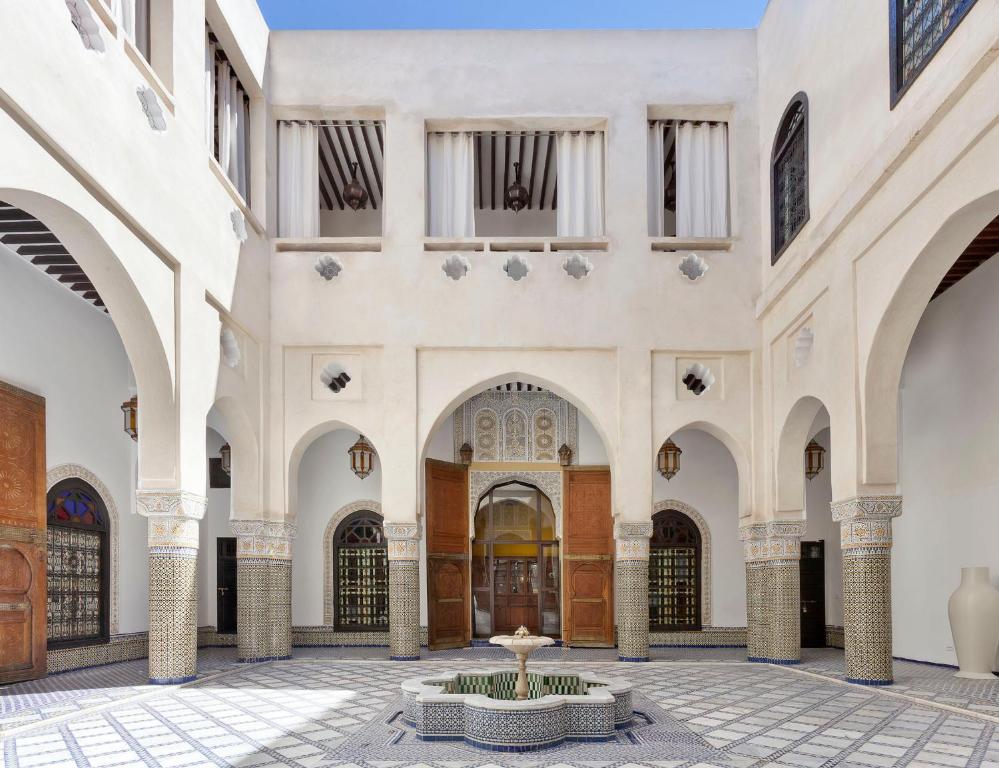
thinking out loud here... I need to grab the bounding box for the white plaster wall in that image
[292,428,383,626]
[653,428,744,627]
[578,411,609,465]
[803,428,843,628]
[198,428,233,628]
[893,254,999,667]
[0,247,147,633]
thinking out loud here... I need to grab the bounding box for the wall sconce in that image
[343,161,369,210]
[657,439,681,481]
[459,442,474,465]
[805,439,826,480]
[121,396,138,441]
[348,434,376,479]
[558,443,573,467]
[219,442,232,475]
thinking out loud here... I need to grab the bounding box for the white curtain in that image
[204,32,216,150]
[427,132,475,237]
[556,131,604,237]
[278,122,319,238]
[647,121,665,237]
[675,121,729,238]
[231,74,247,198]
[216,59,233,174]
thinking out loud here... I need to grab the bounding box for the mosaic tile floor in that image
[3,648,999,768]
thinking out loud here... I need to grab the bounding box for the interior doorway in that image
[799,539,826,647]
[216,537,237,634]
[471,482,560,638]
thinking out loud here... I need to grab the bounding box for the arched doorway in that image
[649,508,701,632]
[331,510,388,632]
[471,482,559,638]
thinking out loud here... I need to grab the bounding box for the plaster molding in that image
[232,519,299,560]
[741,519,805,564]
[654,499,712,627]
[468,470,563,538]
[322,501,382,623]
[46,464,119,634]
[136,490,207,520]
[147,516,199,550]
[830,495,903,522]
[385,521,420,561]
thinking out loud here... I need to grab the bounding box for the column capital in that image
[830,495,902,522]
[384,521,420,560]
[615,520,653,561]
[231,520,298,560]
[741,520,805,563]
[137,490,206,520]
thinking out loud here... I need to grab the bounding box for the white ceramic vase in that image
[948,567,999,679]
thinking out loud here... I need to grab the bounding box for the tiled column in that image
[615,521,653,661]
[385,522,421,660]
[140,491,205,684]
[831,495,901,685]
[742,521,804,665]
[232,521,296,662]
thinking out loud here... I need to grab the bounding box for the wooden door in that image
[426,459,470,649]
[493,557,539,634]
[562,468,614,647]
[216,537,238,634]
[800,540,826,648]
[0,381,47,683]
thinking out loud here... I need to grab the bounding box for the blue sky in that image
[257,0,770,30]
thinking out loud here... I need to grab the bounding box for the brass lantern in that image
[558,443,573,467]
[348,434,376,479]
[343,161,369,211]
[804,439,826,480]
[459,442,474,465]
[657,439,681,481]
[121,396,138,441]
[504,161,530,212]
[219,442,232,475]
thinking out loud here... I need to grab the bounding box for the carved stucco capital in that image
[136,490,207,520]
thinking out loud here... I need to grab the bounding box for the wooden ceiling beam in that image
[527,132,540,210]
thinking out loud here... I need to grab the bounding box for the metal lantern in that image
[343,161,369,210]
[804,439,826,481]
[558,443,573,467]
[219,442,232,475]
[657,439,682,481]
[459,442,474,465]
[504,161,530,212]
[348,434,376,479]
[121,396,138,441]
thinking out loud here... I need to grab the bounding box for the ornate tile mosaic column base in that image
[386,522,421,660]
[140,491,205,684]
[741,521,804,665]
[615,521,653,661]
[833,496,901,686]
[232,521,296,662]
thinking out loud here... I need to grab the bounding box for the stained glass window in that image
[46,480,109,648]
[771,95,809,264]
[333,512,388,631]
[649,509,701,631]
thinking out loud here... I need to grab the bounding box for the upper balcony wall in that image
[266,30,762,352]
[756,0,999,299]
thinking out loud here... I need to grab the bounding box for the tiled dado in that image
[615,521,652,662]
[232,521,296,662]
[292,626,430,646]
[386,522,421,660]
[826,625,845,649]
[741,520,804,665]
[47,632,148,674]
[649,627,747,647]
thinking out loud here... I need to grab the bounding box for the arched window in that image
[771,94,809,263]
[649,508,702,631]
[332,511,388,631]
[46,479,110,648]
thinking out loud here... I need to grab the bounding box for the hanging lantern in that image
[459,442,474,465]
[504,161,530,212]
[348,434,376,479]
[219,442,232,475]
[343,161,369,211]
[804,439,826,481]
[657,439,681,481]
[558,443,573,467]
[121,396,138,441]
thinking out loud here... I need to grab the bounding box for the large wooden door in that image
[0,381,47,683]
[562,468,614,647]
[426,459,470,649]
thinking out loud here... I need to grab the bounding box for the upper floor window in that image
[277,120,384,238]
[116,0,151,61]
[771,94,809,263]
[891,0,979,104]
[206,26,251,203]
[648,120,730,238]
[426,129,605,239]
[47,479,110,649]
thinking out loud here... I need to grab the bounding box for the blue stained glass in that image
[48,489,103,527]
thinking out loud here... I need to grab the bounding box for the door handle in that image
[217,587,227,595]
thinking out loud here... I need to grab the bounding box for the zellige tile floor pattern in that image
[3,648,999,768]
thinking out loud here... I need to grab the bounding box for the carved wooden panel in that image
[0,381,46,683]
[562,468,613,646]
[425,459,470,649]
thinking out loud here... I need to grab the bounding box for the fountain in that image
[400,627,634,751]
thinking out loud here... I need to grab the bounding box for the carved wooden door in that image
[0,381,47,683]
[562,467,614,646]
[425,459,470,649]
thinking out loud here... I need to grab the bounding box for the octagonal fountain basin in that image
[401,670,633,751]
